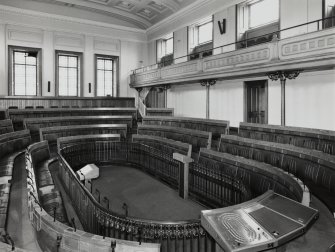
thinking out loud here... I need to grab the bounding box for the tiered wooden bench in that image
[24,116,132,141]
[27,141,68,223]
[218,134,335,212]
[198,148,305,202]
[57,134,121,151]
[137,124,211,153]
[0,120,14,135]
[40,124,127,146]
[132,134,192,157]
[145,108,174,116]
[141,116,229,148]
[0,130,31,232]
[9,108,137,130]
[239,122,335,155]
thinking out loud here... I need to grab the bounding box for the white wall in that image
[268,80,281,125]
[174,27,188,64]
[167,84,206,118]
[213,6,236,54]
[286,70,335,130]
[0,5,147,97]
[210,80,244,127]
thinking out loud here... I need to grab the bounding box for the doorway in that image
[244,80,268,124]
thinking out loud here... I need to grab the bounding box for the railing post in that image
[173,153,193,199]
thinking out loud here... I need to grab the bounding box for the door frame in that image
[243,79,269,124]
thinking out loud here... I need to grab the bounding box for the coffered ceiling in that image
[19,0,204,29]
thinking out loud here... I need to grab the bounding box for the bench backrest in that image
[142,116,229,140]
[27,141,51,167]
[40,124,127,143]
[0,130,31,159]
[198,148,304,202]
[57,134,121,152]
[219,134,335,193]
[132,134,192,157]
[239,122,335,155]
[0,119,14,134]
[145,108,174,116]
[138,124,211,152]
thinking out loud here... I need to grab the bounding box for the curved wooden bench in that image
[40,124,127,145]
[145,108,174,116]
[24,116,132,141]
[9,107,137,130]
[138,124,211,153]
[142,116,229,140]
[0,120,13,135]
[239,122,335,155]
[57,134,121,152]
[0,130,31,232]
[198,148,304,202]
[27,141,68,224]
[132,134,192,157]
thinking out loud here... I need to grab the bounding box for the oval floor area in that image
[91,165,206,221]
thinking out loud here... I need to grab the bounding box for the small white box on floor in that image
[77,164,99,181]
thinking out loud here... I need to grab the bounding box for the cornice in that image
[0,4,146,34]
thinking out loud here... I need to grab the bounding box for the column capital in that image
[200,79,217,87]
[267,70,301,81]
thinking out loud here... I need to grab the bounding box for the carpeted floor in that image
[91,165,206,221]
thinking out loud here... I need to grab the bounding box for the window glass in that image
[12,50,38,96]
[96,57,116,96]
[249,0,279,28]
[57,54,79,96]
[165,37,173,55]
[198,21,213,44]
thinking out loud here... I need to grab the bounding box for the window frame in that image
[8,46,42,96]
[247,0,279,29]
[156,33,174,65]
[94,54,119,97]
[55,50,83,97]
[197,20,214,45]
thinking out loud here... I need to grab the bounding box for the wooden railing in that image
[58,140,252,252]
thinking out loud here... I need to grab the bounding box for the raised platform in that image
[201,191,319,252]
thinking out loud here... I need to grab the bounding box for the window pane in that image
[105,71,113,96]
[105,59,113,70]
[97,59,104,69]
[198,22,213,44]
[58,56,68,67]
[58,68,68,96]
[14,64,26,95]
[14,52,26,64]
[68,56,78,68]
[26,55,37,65]
[68,68,77,96]
[165,38,173,55]
[26,65,37,95]
[250,0,279,28]
[97,70,105,96]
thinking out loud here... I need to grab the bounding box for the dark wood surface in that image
[0,96,135,109]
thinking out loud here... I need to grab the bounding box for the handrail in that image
[132,16,335,74]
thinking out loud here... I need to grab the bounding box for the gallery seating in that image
[239,122,335,155]
[0,130,31,232]
[145,108,174,116]
[27,141,68,223]
[0,120,14,135]
[24,116,133,141]
[40,124,128,147]
[9,108,137,130]
[137,124,212,153]
[132,134,192,157]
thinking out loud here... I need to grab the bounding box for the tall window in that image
[198,21,213,45]
[156,33,174,67]
[96,55,118,96]
[237,0,279,48]
[9,46,41,96]
[56,51,81,96]
[324,0,335,28]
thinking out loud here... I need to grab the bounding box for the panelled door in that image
[245,80,268,124]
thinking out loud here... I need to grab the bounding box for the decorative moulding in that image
[94,38,121,52]
[54,33,85,49]
[7,27,43,44]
